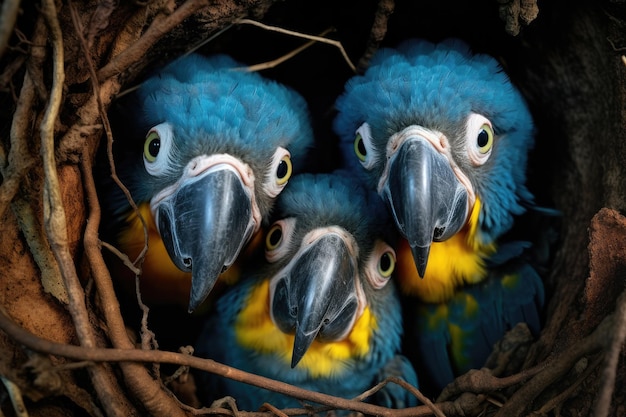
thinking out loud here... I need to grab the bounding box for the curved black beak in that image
[383,137,468,277]
[270,233,359,368]
[154,168,254,312]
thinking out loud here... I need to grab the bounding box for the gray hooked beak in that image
[383,137,468,277]
[154,167,254,312]
[270,233,359,368]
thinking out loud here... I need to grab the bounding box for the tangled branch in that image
[1,285,625,416]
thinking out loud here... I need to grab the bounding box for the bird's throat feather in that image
[396,198,496,303]
[234,279,377,378]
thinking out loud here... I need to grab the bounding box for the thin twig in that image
[101,241,142,275]
[355,376,442,417]
[236,18,356,73]
[184,23,235,56]
[134,275,158,352]
[240,28,334,72]
[0,306,442,417]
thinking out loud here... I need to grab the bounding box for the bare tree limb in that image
[0,306,438,417]
[39,2,128,416]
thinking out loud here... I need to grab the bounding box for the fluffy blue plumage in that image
[194,173,418,411]
[118,53,315,208]
[333,39,552,394]
[101,53,316,309]
[334,39,535,243]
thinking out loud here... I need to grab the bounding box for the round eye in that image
[264,147,292,198]
[276,155,292,185]
[466,114,494,166]
[378,251,395,278]
[143,131,161,162]
[367,240,396,289]
[266,224,283,251]
[142,123,174,176]
[354,132,367,162]
[476,124,494,154]
[353,122,377,169]
[265,218,295,263]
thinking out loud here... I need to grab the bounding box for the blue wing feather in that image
[410,260,544,392]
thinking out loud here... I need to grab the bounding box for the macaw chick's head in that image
[333,39,535,277]
[116,53,314,311]
[263,173,399,368]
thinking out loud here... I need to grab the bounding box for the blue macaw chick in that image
[333,39,549,391]
[195,173,418,410]
[103,54,314,311]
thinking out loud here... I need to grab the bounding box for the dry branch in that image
[37,2,129,416]
[0,305,432,417]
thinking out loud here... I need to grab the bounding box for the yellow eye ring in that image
[265,224,283,251]
[276,156,292,185]
[378,251,395,278]
[354,132,367,162]
[477,123,494,154]
[143,131,161,162]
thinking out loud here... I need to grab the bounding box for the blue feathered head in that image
[334,39,535,249]
[105,53,316,311]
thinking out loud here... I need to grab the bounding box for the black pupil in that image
[380,253,391,272]
[149,138,161,157]
[357,137,367,156]
[269,228,282,247]
[477,129,489,148]
[277,160,288,179]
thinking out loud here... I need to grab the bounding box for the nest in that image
[0,0,625,416]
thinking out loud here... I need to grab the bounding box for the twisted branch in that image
[38,2,130,416]
[0,305,433,417]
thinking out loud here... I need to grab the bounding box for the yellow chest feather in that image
[396,199,496,303]
[234,279,377,378]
